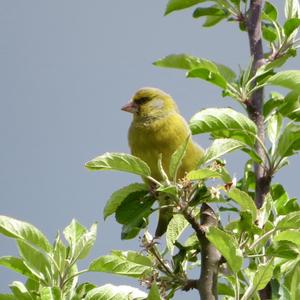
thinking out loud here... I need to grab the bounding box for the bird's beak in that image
[121,101,139,113]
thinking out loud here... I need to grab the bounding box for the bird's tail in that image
[155,196,173,237]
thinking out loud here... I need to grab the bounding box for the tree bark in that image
[198,204,220,300]
[182,203,221,300]
[246,0,269,209]
[246,1,272,299]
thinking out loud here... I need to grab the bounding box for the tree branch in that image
[181,202,221,300]
[246,0,271,209]
[246,1,272,299]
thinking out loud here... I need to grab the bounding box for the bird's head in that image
[121,87,178,119]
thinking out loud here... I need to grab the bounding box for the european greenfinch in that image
[122,87,203,236]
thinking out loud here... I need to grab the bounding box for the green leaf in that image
[89,251,152,278]
[272,183,289,212]
[279,285,292,300]
[190,108,257,146]
[271,183,300,215]
[121,250,152,267]
[184,233,199,248]
[290,261,300,300]
[206,227,243,272]
[52,234,66,274]
[153,54,236,81]
[263,1,278,21]
[0,216,51,252]
[265,70,300,93]
[252,260,274,291]
[215,165,232,182]
[70,223,97,261]
[63,219,87,247]
[165,0,205,15]
[156,153,169,183]
[154,54,218,71]
[229,0,240,5]
[241,147,262,163]
[281,197,299,215]
[276,123,300,159]
[0,295,15,300]
[216,64,237,82]
[187,168,223,180]
[187,68,227,89]
[17,240,52,282]
[228,188,257,221]
[218,283,235,297]
[267,112,283,149]
[239,211,261,234]
[258,193,272,227]
[243,260,274,299]
[274,230,300,246]
[277,211,300,230]
[120,225,141,240]
[85,152,151,177]
[156,185,178,197]
[63,220,97,262]
[201,138,247,164]
[25,279,39,294]
[238,159,255,192]
[75,283,97,300]
[262,24,278,42]
[259,53,294,76]
[63,264,78,298]
[40,287,61,300]
[147,282,163,300]
[264,92,284,117]
[103,183,147,219]
[10,281,33,300]
[267,240,299,259]
[193,7,226,18]
[85,284,147,300]
[115,191,152,225]
[203,15,227,27]
[166,214,189,254]
[0,256,33,279]
[279,91,300,121]
[284,18,300,37]
[285,0,300,19]
[169,136,189,181]
[115,191,154,239]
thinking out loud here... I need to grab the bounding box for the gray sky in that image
[1,0,299,297]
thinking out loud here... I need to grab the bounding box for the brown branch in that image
[181,202,221,300]
[199,204,221,300]
[246,0,271,209]
[182,279,198,291]
[246,1,272,299]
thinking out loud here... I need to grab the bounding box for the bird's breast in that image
[128,113,194,180]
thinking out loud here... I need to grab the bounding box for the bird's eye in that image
[136,97,150,105]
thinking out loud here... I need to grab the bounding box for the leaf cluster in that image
[0,217,153,300]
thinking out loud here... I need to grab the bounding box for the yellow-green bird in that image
[122,87,203,237]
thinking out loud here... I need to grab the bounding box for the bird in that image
[121,87,203,237]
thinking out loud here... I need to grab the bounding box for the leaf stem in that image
[248,228,276,250]
[61,269,88,287]
[147,176,163,187]
[148,245,173,276]
[235,273,240,300]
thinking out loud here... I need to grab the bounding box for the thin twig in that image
[248,228,276,251]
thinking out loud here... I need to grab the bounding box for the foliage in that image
[0,217,149,299]
[1,0,300,299]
